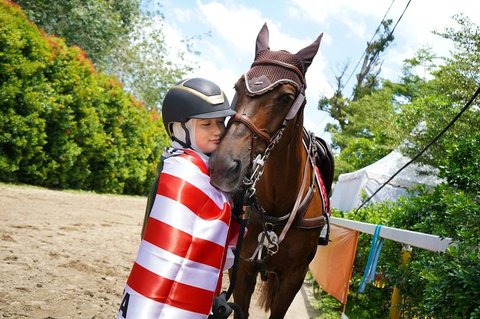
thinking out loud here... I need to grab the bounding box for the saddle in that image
[311,132,335,197]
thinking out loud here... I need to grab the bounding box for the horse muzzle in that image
[210,153,246,193]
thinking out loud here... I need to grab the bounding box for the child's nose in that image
[214,123,225,134]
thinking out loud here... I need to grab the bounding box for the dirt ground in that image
[0,183,319,318]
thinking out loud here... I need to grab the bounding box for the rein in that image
[242,123,286,198]
[232,110,318,264]
[228,59,321,266]
[246,134,316,264]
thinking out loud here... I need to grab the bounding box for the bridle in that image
[225,59,321,265]
[227,85,305,198]
[226,58,308,195]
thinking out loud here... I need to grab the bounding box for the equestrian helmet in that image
[162,78,235,136]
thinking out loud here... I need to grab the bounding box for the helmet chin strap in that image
[186,120,200,152]
[171,122,190,148]
[182,121,192,147]
[171,120,203,154]
[171,136,188,148]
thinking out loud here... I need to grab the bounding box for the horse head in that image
[210,23,322,193]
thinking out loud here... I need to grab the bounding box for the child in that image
[117,78,237,319]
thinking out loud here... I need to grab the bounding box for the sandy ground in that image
[0,184,318,318]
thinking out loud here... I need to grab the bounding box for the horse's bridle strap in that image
[229,113,271,143]
[277,136,312,243]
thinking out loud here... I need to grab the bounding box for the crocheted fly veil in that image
[244,50,305,96]
[240,23,323,120]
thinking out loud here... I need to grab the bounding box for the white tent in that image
[331,151,444,212]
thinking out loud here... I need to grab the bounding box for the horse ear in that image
[255,23,270,55]
[296,33,323,73]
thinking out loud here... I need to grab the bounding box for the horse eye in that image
[278,94,294,104]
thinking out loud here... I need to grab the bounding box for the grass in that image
[304,272,345,319]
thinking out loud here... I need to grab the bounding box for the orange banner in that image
[309,224,359,304]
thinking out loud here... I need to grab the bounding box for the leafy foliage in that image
[440,130,480,193]
[101,14,193,109]
[331,185,480,319]
[14,0,140,63]
[0,1,169,194]
[315,13,480,319]
[14,0,193,110]
[397,14,480,195]
[400,187,479,318]
[331,87,405,179]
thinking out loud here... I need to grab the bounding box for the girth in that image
[249,185,326,230]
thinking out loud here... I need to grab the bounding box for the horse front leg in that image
[268,266,308,319]
[231,258,257,319]
[267,229,318,319]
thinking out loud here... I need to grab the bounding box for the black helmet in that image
[162,78,235,136]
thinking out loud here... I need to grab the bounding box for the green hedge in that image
[0,1,169,194]
[336,184,480,318]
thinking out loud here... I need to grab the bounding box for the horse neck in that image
[256,114,306,214]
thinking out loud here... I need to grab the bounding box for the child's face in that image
[194,117,226,154]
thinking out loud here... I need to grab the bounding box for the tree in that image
[1,1,169,194]
[318,19,396,176]
[329,84,406,178]
[14,0,140,63]
[318,63,350,133]
[320,15,480,184]
[397,14,480,194]
[101,14,194,109]
[14,0,193,110]
[319,13,480,318]
[353,19,394,101]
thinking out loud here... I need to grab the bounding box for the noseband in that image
[229,113,272,143]
[227,88,305,146]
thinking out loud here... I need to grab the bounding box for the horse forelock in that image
[244,50,305,96]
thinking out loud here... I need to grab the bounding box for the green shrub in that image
[340,185,480,318]
[0,0,169,194]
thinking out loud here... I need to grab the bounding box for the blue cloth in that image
[358,224,384,293]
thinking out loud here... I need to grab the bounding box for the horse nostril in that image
[209,157,243,192]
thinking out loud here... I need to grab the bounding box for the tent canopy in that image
[331,151,444,212]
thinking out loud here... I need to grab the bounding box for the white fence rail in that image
[330,217,453,252]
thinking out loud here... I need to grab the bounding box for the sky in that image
[151,0,480,140]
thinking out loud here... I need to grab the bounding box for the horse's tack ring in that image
[257,230,278,249]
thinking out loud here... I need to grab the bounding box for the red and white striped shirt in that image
[117,149,233,319]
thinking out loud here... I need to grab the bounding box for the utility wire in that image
[354,84,480,213]
[390,0,412,33]
[344,0,396,87]
[345,0,413,92]
[364,0,413,74]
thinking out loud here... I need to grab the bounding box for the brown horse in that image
[210,24,334,319]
